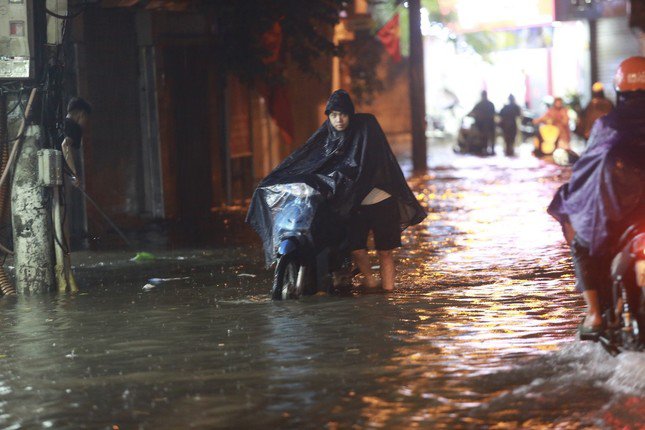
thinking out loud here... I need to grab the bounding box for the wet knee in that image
[352,249,367,257]
[377,250,393,260]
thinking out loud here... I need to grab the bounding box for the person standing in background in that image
[499,94,522,156]
[576,82,614,142]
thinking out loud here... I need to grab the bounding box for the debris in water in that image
[148,277,190,283]
[142,283,156,292]
[131,252,156,262]
[237,273,256,278]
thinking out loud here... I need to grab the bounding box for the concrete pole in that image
[11,125,55,294]
[409,0,427,172]
[588,19,599,85]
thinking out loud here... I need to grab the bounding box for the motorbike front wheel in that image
[272,254,301,300]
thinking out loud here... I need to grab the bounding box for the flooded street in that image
[1,142,644,429]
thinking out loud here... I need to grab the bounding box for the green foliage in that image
[421,0,456,23]
[563,90,582,112]
[132,252,156,262]
[204,0,348,83]
[354,0,454,103]
[345,31,385,104]
[463,32,497,62]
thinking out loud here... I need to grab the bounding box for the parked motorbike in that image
[520,112,538,141]
[583,223,645,355]
[265,182,354,300]
[454,116,488,155]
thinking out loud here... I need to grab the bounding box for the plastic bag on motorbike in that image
[252,183,323,267]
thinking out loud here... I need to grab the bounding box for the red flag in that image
[376,14,402,62]
[259,22,294,145]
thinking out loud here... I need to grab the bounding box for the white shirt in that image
[361,188,391,205]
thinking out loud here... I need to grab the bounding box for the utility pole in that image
[589,19,599,84]
[11,122,55,294]
[409,0,427,172]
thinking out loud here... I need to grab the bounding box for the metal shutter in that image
[596,17,642,101]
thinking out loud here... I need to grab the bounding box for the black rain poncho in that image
[246,113,427,267]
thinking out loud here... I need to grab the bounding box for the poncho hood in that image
[324,89,355,116]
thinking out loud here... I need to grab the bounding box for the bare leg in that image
[582,289,602,328]
[562,221,576,244]
[352,249,378,288]
[377,250,395,291]
[636,260,645,288]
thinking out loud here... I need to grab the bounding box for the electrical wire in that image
[0,0,91,296]
[0,265,15,296]
[45,1,92,20]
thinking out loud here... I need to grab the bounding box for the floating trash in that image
[148,277,190,283]
[131,252,156,262]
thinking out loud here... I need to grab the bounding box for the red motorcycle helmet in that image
[614,56,645,92]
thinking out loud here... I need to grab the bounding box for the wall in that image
[353,53,411,140]
[79,8,142,225]
[596,16,643,101]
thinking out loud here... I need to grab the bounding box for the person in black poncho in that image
[246,89,426,292]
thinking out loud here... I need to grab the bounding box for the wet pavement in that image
[1,140,645,429]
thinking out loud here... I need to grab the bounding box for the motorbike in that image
[583,223,645,355]
[520,112,538,141]
[533,121,559,157]
[264,182,354,300]
[454,116,488,155]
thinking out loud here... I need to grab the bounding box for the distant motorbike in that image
[583,223,645,355]
[265,182,354,300]
[533,122,559,157]
[520,112,538,141]
[552,148,580,166]
[454,116,488,155]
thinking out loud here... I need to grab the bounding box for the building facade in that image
[66,3,332,245]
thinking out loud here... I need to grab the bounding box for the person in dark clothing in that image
[246,89,426,292]
[50,97,91,292]
[469,90,496,155]
[60,97,92,187]
[498,94,522,156]
[324,91,402,291]
[547,57,645,338]
[576,82,614,141]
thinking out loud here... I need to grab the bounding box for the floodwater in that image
[1,142,644,429]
